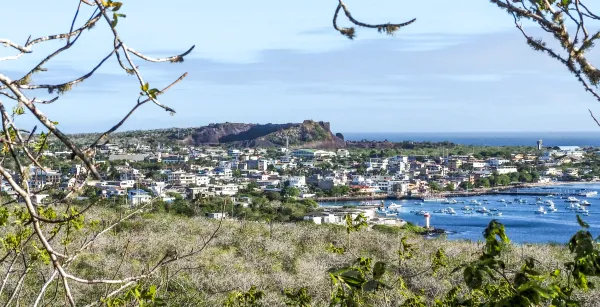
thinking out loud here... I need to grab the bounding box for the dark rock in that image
[182,120,346,149]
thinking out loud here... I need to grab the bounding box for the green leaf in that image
[577,215,589,229]
[373,262,386,280]
[362,280,380,292]
[142,82,149,92]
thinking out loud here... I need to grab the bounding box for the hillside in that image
[182,120,345,149]
[22,205,599,306]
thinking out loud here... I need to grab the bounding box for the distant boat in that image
[535,206,547,215]
[424,198,447,202]
[578,191,598,197]
[446,207,457,215]
[476,207,490,214]
[581,200,591,206]
[544,200,555,206]
[498,199,506,203]
[414,202,424,206]
[461,206,473,211]
[566,203,581,211]
[388,203,402,210]
[566,197,580,203]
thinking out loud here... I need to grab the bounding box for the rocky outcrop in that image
[182,120,345,149]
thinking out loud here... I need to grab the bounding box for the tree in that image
[490,1,600,124]
[459,181,474,190]
[281,186,301,198]
[444,183,455,191]
[0,1,201,305]
[429,182,441,191]
[476,178,491,188]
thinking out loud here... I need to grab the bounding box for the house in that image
[288,176,306,188]
[168,170,196,186]
[493,166,518,174]
[127,189,152,205]
[337,149,350,158]
[291,149,336,159]
[206,212,228,219]
[109,154,147,162]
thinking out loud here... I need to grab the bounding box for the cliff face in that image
[182,120,345,149]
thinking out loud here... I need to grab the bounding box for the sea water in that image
[342,132,600,147]
[320,183,600,244]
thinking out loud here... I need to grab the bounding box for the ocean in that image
[342,132,600,147]
[320,183,600,244]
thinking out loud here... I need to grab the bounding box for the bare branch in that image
[332,0,416,39]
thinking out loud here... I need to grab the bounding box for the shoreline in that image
[316,180,598,202]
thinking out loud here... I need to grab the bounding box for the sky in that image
[1,0,600,134]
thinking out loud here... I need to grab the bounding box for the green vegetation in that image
[3,203,597,306]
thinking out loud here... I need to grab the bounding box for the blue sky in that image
[1,0,600,133]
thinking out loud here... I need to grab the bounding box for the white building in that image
[288,176,306,188]
[494,166,518,174]
[128,189,152,205]
[168,170,196,186]
[211,184,239,196]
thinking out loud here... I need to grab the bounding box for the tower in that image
[285,136,289,149]
[537,139,543,151]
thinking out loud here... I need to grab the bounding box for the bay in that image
[320,183,600,244]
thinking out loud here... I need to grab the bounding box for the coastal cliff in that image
[182,120,345,149]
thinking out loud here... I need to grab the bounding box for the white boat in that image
[577,207,589,214]
[583,212,591,216]
[578,191,598,197]
[566,197,580,203]
[446,207,457,215]
[492,212,503,216]
[470,200,480,205]
[414,202,424,206]
[535,206,547,215]
[414,210,428,216]
[498,199,506,203]
[449,199,458,204]
[566,203,581,211]
[476,207,490,214]
[581,200,591,206]
[461,206,473,211]
[434,209,447,214]
[547,205,557,212]
[424,198,447,202]
[544,200,555,207]
[388,203,402,209]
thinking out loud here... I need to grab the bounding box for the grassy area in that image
[6,205,597,306]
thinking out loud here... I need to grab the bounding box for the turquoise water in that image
[320,183,600,244]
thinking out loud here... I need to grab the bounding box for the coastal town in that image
[9,138,600,223]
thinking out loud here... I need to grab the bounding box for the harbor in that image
[319,183,600,243]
